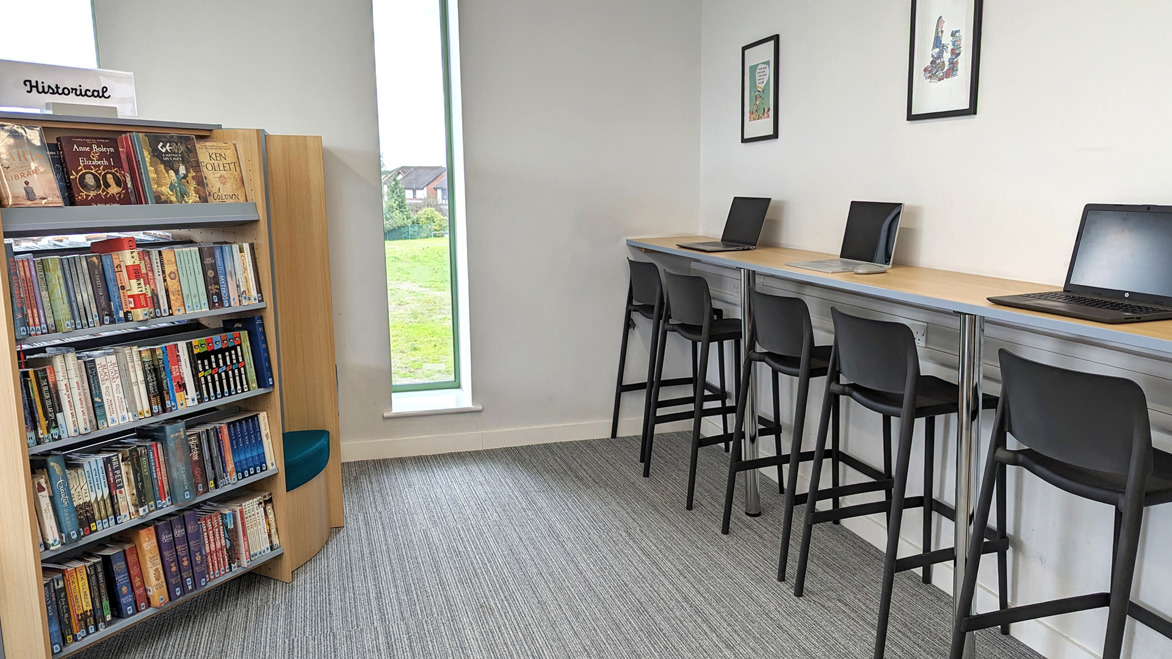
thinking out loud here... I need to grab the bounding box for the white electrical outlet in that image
[909,321,928,347]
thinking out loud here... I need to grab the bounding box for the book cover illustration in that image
[134,133,208,204]
[45,143,72,206]
[0,123,64,208]
[57,137,134,206]
[195,141,247,203]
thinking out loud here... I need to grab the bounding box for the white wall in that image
[93,0,703,455]
[698,3,1172,657]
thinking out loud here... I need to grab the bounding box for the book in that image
[131,133,208,204]
[141,420,196,504]
[44,142,72,205]
[0,123,63,207]
[125,526,167,607]
[196,140,247,203]
[32,454,80,543]
[5,243,28,339]
[94,545,137,619]
[183,510,209,589]
[120,541,149,612]
[56,136,134,206]
[154,519,183,601]
[224,316,273,388]
[170,516,196,595]
[92,237,150,321]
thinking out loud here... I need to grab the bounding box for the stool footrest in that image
[737,455,784,471]
[836,452,888,482]
[656,393,724,408]
[812,499,890,524]
[962,593,1109,632]
[1130,601,1172,640]
[814,479,893,501]
[894,538,1007,574]
[698,433,734,448]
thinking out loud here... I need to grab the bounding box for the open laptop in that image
[988,204,1172,324]
[677,197,771,252]
[789,201,903,273]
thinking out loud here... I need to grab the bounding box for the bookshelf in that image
[0,116,294,659]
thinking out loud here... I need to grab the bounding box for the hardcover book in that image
[56,136,134,206]
[131,133,208,204]
[196,140,247,203]
[0,123,63,208]
[45,138,71,206]
[126,526,167,607]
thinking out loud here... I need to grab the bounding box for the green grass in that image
[385,238,456,386]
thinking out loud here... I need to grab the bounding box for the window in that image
[0,0,97,69]
[373,0,463,393]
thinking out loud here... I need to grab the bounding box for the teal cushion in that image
[284,430,330,491]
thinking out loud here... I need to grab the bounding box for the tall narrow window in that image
[0,0,96,72]
[373,0,461,392]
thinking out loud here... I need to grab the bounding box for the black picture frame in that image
[741,34,779,142]
[906,0,983,121]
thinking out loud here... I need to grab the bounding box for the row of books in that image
[0,122,248,208]
[5,235,264,340]
[30,414,277,551]
[41,492,279,653]
[20,317,274,447]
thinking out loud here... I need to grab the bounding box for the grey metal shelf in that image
[54,547,284,658]
[0,111,221,132]
[0,203,259,238]
[40,467,279,562]
[27,387,273,456]
[17,302,266,348]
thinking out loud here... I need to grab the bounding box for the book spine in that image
[32,258,52,333]
[73,256,98,328]
[137,249,159,318]
[33,368,61,441]
[84,254,113,325]
[170,516,196,595]
[213,246,231,307]
[59,256,81,330]
[5,243,28,339]
[235,244,253,304]
[130,527,167,607]
[188,248,209,311]
[21,257,43,335]
[178,341,200,406]
[70,560,95,633]
[43,258,71,331]
[104,549,137,618]
[151,250,170,316]
[88,557,112,625]
[99,253,127,322]
[128,346,151,419]
[32,473,62,549]
[220,244,240,307]
[39,454,80,543]
[61,565,84,639]
[82,359,107,430]
[121,542,149,612]
[134,445,156,513]
[50,573,73,646]
[119,249,150,321]
[245,243,263,303]
[183,510,208,588]
[43,577,63,653]
[139,348,163,415]
[114,451,137,520]
[154,520,183,601]
[160,249,185,315]
[150,441,170,507]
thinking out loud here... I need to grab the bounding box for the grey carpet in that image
[73,433,1041,658]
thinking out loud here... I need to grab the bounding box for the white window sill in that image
[384,388,481,418]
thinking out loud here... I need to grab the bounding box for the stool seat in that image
[761,344,832,378]
[839,375,999,419]
[284,429,330,491]
[671,317,742,343]
[1007,447,1172,507]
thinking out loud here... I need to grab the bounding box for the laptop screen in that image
[721,197,771,245]
[840,201,903,264]
[1066,204,1172,302]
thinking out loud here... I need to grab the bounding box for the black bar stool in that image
[610,260,728,446]
[722,290,839,535]
[788,308,1007,659]
[644,271,740,510]
[951,350,1172,659]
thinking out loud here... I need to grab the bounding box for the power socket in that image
[908,321,928,348]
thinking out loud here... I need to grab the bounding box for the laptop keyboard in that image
[1023,291,1169,315]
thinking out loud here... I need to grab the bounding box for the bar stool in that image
[643,271,740,510]
[788,308,1007,659]
[722,290,839,535]
[610,259,729,447]
[951,350,1172,659]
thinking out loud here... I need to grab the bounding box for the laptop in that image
[677,197,771,252]
[988,204,1172,324]
[789,201,903,273]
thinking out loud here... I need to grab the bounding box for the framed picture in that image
[907,0,983,120]
[741,35,779,142]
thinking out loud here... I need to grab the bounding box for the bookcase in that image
[0,115,295,659]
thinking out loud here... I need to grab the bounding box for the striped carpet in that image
[74,433,1040,658]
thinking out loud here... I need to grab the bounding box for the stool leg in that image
[793,386,837,597]
[686,336,711,510]
[772,370,783,493]
[922,417,935,585]
[778,368,812,582]
[639,308,662,462]
[948,456,1003,659]
[1103,496,1144,659]
[996,455,1010,634]
[732,341,742,455]
[642,315,669,477]
[831,396,841,521]
[717,341,729,451]
[611,296,634,439]
[882,415,894,523]
[722,355,754,534]
[873,415,916,659]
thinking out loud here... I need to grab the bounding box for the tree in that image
[416,207,447,234]
[383,175,414,236]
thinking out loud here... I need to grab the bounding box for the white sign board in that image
[0,59,136,116]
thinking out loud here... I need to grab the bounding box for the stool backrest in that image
[751,289,810,358]
[829,308,919,395]
[627,259,662,307]
[663,271,713,327]
[997,349,1152,477]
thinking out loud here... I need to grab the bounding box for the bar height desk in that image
[628,235,1172,656]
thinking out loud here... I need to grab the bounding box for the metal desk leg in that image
[955,313,984,658]
[740,269,761,516]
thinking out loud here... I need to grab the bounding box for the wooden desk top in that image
[628,235,1172,355]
